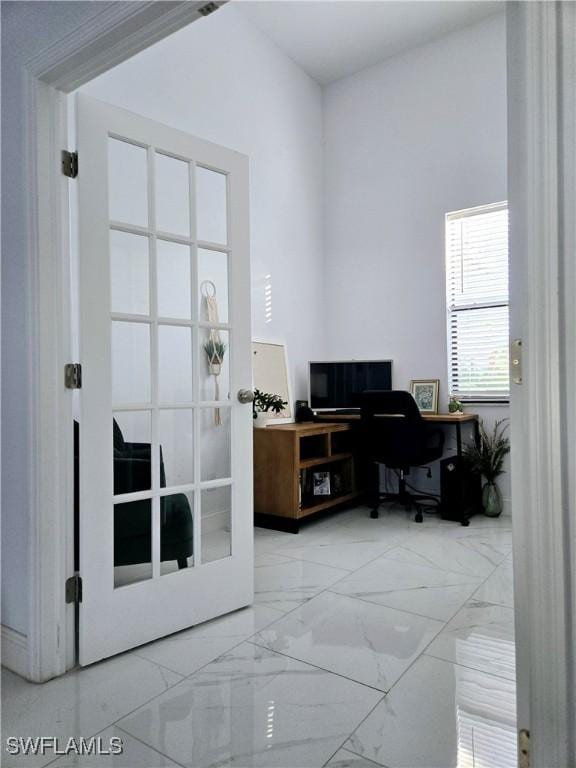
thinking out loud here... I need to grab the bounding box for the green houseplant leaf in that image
[463,418,510,483]
[252,389,287,419]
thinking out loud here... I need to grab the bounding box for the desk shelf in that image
[299,452,353,469]
[254,422,362,532]
[300,492,362,516]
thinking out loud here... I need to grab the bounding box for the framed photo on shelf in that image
[313,471,331,496]
[410,379,439,413]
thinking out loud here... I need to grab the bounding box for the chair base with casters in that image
[369,467,441,523]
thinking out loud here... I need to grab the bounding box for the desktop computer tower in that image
[439,455,482,523]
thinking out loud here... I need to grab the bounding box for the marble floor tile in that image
[134,604,284,677]
[254,558,349,613]
[472,556,514,608]
[253,591,443,692]
[418,515,512,537]
[254,551,296,567]
[48,726,180,767]
[254,528,296,554]
[3,506,518,768]
[329,507,414,534]
[346,655,517,768]
[381,532,511,579]
[118,642,382,768]
[269,524,376,549]
[425,599,516,680]
[2,658,182,768]
[270,540,392,572]
[325,748,387,767]
[417,525,513,557]
[330,556,481,621]
[271,518,411,551]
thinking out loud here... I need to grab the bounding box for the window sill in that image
[459,399,510,406]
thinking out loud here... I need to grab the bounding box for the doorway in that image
[3,3,566,764]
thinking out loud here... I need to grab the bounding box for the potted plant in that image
[448,396,464,413]
[252,389,287,428]
[464,419,510,517]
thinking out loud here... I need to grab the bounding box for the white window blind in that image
[445,202,509,401]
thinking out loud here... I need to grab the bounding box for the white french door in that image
[76,94,253,665]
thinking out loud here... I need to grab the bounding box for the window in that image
[445,202,509,402]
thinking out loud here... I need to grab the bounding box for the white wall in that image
[78,4,325,530]
[323,13,511,503]
[79,3,326,401]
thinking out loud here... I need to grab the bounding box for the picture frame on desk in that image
[252,338,294,424]
[410,379,440,413]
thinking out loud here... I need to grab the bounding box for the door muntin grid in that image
[109,137,233,587]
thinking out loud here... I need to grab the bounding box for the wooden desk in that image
[254,414,480,532]
[254,422,362,532]
[314,413,477,422]
[314,412,479,455]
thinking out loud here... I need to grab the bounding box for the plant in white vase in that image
[252,389,287,428]
[464,419,510,517]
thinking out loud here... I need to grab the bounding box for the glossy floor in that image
[2,506,515,768]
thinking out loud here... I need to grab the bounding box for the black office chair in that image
[73,420,193,571]
[361,390,445,523]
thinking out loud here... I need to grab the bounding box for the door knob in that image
[237,388,255,404]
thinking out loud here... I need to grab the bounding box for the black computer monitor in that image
[308,360,393,411]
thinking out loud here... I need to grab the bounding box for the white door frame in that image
[507,1,575,764]
[19,0,223,683]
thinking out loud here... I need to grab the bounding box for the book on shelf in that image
[331,470,344,495]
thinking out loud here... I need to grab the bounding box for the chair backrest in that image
[360,390,428,467]
[113,418,125,453]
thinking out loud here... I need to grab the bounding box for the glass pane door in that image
[78,94,252,665]
[109,140,234,589]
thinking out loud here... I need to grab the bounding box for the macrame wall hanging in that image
[201,280,226,426]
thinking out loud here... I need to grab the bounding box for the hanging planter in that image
[203,337,226,426]
[201,280,226,425]
[209,362,222,376]
[204,339,226,377]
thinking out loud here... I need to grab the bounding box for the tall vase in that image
[482,481,503,517]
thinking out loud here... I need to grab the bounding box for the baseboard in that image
[1,625,29,678]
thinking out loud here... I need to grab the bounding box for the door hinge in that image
[198,1,219,16]
[65,363,82,389]
[61,150,78,178]
[519,729,530,768]
[65,574,83,604]
[511,338,523,384]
